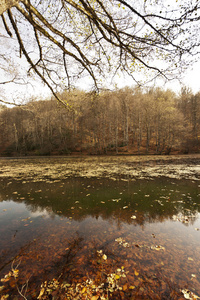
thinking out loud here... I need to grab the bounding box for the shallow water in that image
[0,174,200,298]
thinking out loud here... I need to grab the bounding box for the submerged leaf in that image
[150,245,165,251]
[134,270,139,276]
[181,289,200,299]
[129,286,135,290]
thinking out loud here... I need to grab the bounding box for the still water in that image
[0,176,200,298]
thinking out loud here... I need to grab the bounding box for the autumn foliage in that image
[0,87,199,156]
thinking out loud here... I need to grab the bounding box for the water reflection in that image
[0,177,200,298]
[0,177,199,225]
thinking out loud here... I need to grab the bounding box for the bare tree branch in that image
[0,0,200,105]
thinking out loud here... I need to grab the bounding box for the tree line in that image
[0,87,199,156]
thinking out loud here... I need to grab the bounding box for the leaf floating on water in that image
[115,237,130,247]
[91,296,99,300]
[12,269,19,278]
[123,206,128,209]
[129,286,135,290]
[21,217,31,222]
[115,237,123,243]
[81,287,86,294]
[102,254,107,260]
[123,283,128,291]
[1,294,9,299]
[150,245,165,251]
[101,201,105,204]
[134,270,139,276]
[181,289,200,299]
[112,198,121,202]
[188,257,194,261]
[0,285,5,292]
[37,287,45,299]
[97,250,107,260]
[131,215,136,219]
[1,272,12,282]
[123,242,130,248]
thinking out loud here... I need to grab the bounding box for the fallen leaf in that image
[91,296,99,300]
[181,289,200,299]
[134,270,139,276]
[123,284,128,291]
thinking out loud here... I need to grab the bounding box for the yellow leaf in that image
[91,296,99,300]
[134,270,139,276]
[102,254,107,260]
[81,287,86,293]
[13,269,19,277]
[115,274,120,280]
[37,287,45,299]
[129,286,135,290]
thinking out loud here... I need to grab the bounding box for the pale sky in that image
[1,56,200,105]
[1,23,200,103]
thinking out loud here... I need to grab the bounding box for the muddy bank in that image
[0,154,200,182]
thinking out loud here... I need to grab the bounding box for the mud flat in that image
[0,154,200,182]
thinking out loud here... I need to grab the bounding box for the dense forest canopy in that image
[1,0,200,105]
[0,87,199,156]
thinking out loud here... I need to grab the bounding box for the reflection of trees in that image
[0,177,199,227]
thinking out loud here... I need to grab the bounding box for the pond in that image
[0,156,200,299]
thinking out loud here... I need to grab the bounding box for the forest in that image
[0,86,200,157]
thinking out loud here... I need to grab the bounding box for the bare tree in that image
[0,0,200,105]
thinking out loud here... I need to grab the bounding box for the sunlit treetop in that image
[0,0,200,105]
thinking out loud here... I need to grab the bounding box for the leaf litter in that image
[0,155,200,298]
